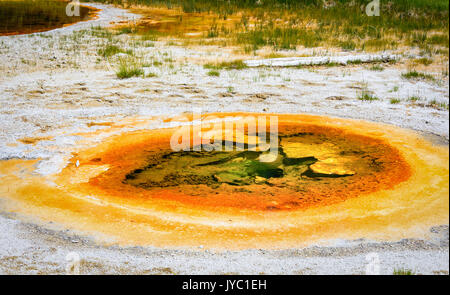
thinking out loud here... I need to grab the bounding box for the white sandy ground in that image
[0,3,448,274]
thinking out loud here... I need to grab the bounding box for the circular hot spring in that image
[103,121,410,211]
[0,113,448,249]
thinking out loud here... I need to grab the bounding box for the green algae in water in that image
[124,134,362,189]
[125,149,287,187]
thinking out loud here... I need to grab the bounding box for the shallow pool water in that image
[0,0,96,36]
[88,117,412,212]
[124,132,389,205]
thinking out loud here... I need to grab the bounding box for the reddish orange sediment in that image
[0,113,448,249]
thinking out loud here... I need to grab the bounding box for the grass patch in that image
[140,30,161,41]
[116,26,136,35]
[390,86,399,92]
[116,59,144,79]
[206,22,219,38]
[413,57,433,66]
[358,91,379,101]
[322,62,340,68]
[362,38,397,51]
[204,60,247,70]
[390,98,401,104]
[339,40,356,51]
[90,26,114,39]
[348,59,363,65]
[207,70,220,77]
[427,34,449,47]
[236,26,322,51]
[117,66,144,79]
[401,70,435,81]
[393,268,415,275]
[369,65,384,71]
[428,99,449,110]
[408,96,421,102]
[98,44,132,58]
[89,0,448,53]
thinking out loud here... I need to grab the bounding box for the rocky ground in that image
[0,3,448,274]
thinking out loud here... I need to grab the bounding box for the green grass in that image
[323,62,340,68]
[401,70,435,81]
[413,57,433,66]
[390,98,401,104]
[140,30,161,41]
[428,99,449,110]
[408,96,421,102]
[358,92,379,101]
[369,65,384,71]
[145,72,158,78]
[98,44,132,58]
[410,32,450,48]
[362,38,398,51]
[90,25,114,40]
[206,22,219,38]
[204,60,247,70]
[391,86,399,92]
[427,34,449,47]
[406,96,449,110]
[236,26,323,51]
[116,26,136,35]
[87,1,449,15]
[117,66,144,79]
[348,59,364,65]
[339,40,356,51]
[393,268,415,275]
[116,59,144,79]
[85,0,449,53]
[207,70,220,77]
